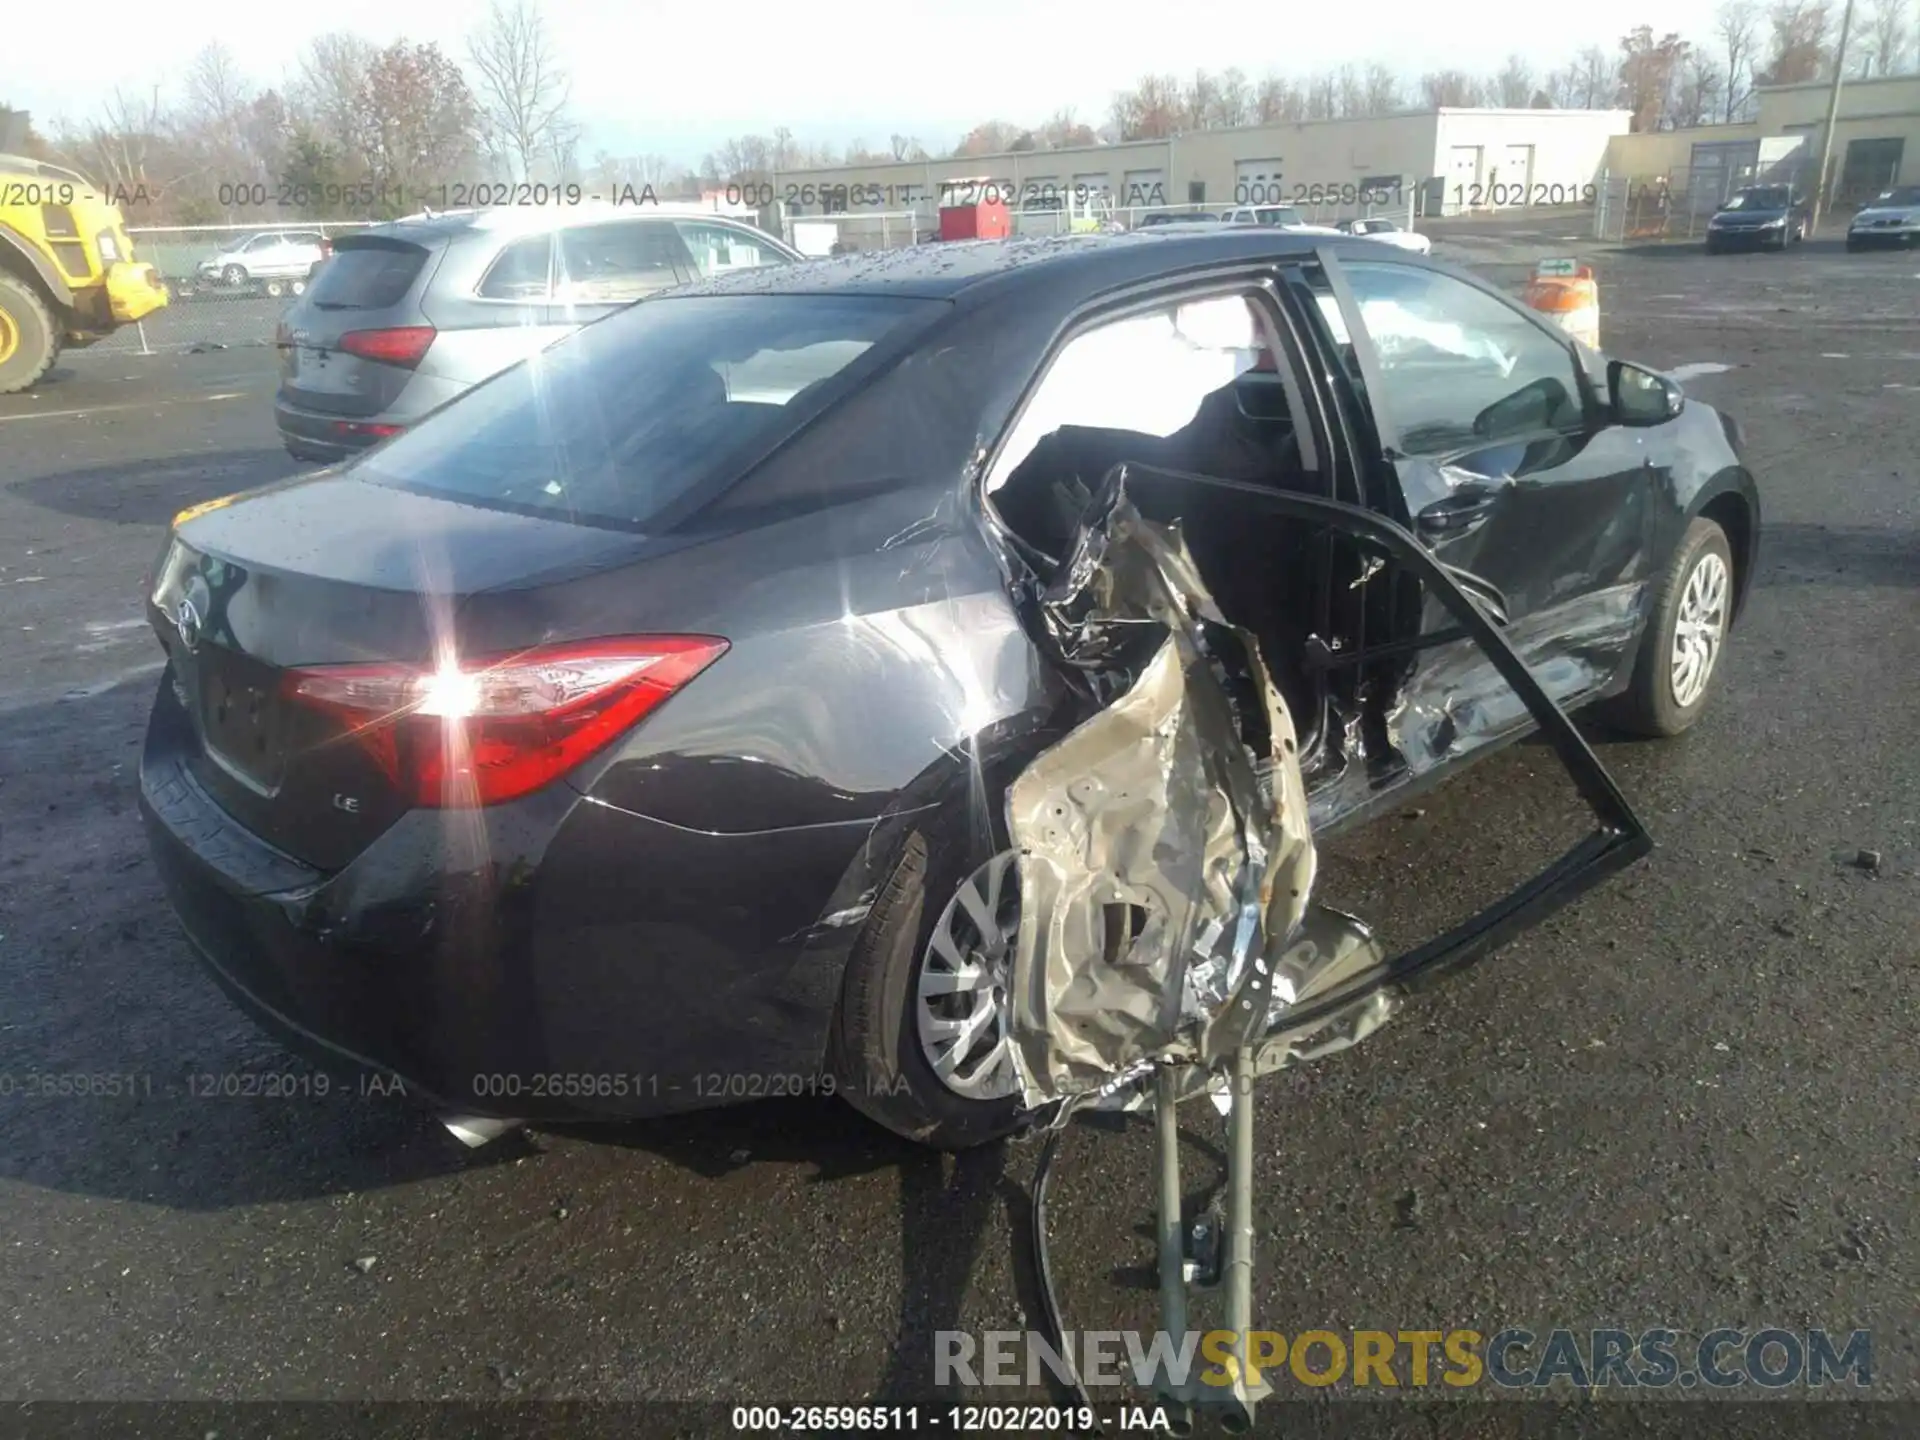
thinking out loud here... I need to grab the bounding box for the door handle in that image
[1416,487,1501,535]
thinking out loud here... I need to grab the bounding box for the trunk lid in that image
[278,233,442,417]
[147,474,658,871]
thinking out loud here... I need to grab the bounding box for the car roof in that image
[345,203,772,248]
[666,228,1394,304]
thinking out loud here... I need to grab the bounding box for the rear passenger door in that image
[428,232,578,388]
[553,218,697,315]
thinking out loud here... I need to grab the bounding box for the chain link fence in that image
[1589,154,1890,245]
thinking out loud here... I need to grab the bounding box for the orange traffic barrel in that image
[1524,260,1599,350]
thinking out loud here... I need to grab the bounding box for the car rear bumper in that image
[139,673,870,1121]
[274,398,403,459]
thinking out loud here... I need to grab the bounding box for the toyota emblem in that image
[173,596,203,654]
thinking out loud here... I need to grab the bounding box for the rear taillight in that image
[283,636,728,808]
[338,325,436,367]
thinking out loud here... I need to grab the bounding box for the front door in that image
[1306,253,1661,768]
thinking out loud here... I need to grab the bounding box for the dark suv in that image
[274,204,803,462]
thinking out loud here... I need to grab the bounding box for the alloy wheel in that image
[1670,549,1729,709]
[915,849,1021,1101]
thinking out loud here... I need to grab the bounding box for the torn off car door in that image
[999,463,1652,1112]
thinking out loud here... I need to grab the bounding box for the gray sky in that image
[10,0,1726,165]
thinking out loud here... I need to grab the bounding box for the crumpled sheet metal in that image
[1004,483,1384,1109]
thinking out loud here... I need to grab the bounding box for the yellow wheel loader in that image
[0,153,169,393]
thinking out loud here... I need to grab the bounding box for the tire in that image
[829,796,1026,1150]
[221,264,246,287]
[0,272,60,394]
[263,279,286,298]
[1604,517,1735,738]
[290,278,306,297]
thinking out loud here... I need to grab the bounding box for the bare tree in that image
[1360,63,1403,114]
[1038,108,1097,147]
[889,133,927,161]
[1253,72,1306,122]
[1109,75,1183,139]
[1714,0,1763,119]
[1210,68,1254,126]
[291,33,381,160]
[466,0,573,182]
[1421,70,1485,106]
[1673,52,1726,124]
[73,87,172,199]
[1756,0,1832,83]
[1571,45,1619,106]
[1857,0,1911,73]
[1493,54,1536,107]
[1305,71,1339,118]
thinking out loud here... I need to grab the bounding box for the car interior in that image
[985,292,1330,746]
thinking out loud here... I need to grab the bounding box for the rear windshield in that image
[309,240,429,309]
[355,293,943,528]
[1724,188,1790,211]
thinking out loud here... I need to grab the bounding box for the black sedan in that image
[141,230,1760,1149]
[1705,185,1810,252]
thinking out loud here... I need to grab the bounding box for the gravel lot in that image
[1,235,1915,1434]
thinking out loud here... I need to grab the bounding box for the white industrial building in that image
[766,107,1633,221]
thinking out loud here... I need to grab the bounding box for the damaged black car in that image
[140,229,1761,1149]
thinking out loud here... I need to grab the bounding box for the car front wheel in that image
[830,806,1026,1150]
[1606,517,1734,737]
[221,264,246,287]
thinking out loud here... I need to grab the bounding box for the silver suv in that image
[197,231,329,294]
[273,204,803,462]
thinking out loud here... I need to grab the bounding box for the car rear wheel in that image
[829,803,1026,1149]
[1605,517,1734,737]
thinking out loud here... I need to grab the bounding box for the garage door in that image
[1447,146,1483,212]
[1121,169,1166,207]
[1072,170,1112,202]
[1491,144,1533,205]
[1233,158,1287,207]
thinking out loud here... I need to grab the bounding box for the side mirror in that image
[1610,360,1684,426]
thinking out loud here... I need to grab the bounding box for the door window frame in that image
[473,232,557,304]
[976,264,1359,768]
[1314,248,1601,463]
[552,216,698,303]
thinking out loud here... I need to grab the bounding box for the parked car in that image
[1223,205,1342,234]
[1704,186,1809,252]
[1845,184,1920,250]
[1137,210,1218,226]
[196,230,329,295]
[271,202,803,462]
[142,230,1757,1150]
[1334,216,1432,253]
